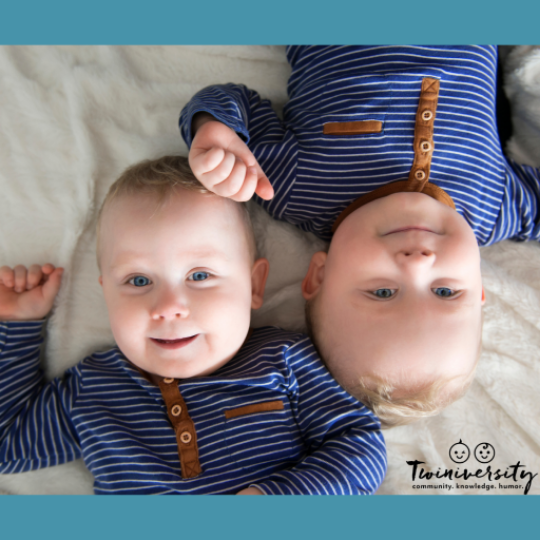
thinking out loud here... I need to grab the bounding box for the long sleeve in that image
[487,159,540,244]
[179,83,299,221]
[252,337,387,495]
[0,321,82,473]
[180,83,256,147]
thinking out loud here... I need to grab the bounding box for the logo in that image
[449,439,470,463]
[474,442,495,464]
[407,440,537,495]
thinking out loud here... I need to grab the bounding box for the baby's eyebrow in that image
[184,248,229,259]
[108,252,152,269]
[108,248,230,271]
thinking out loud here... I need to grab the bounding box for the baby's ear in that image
[302,251,327,300]
[251,258,269,310]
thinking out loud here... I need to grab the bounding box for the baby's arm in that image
[248,338,387,495]
[489,159,540,244]
[0,264,82,473]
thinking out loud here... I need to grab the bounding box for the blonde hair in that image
[96,155,256,267]
[305,296,481,429]
[348,369,477,429]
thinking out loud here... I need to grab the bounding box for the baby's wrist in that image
[191,112,219,135]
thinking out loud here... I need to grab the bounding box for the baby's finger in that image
[13,265,28,293]
[213,159,247,198]
[200,151,237,189]
[27,264,44,289]
[255,174,274,201]
[41,263,55,275]
[189,147,226,178]
[42,267,64,302]
[230,166,259,202]
[0,266,15,288]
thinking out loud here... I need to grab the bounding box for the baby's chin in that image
[118,346,209,380]
[142,361,218,381]
[363,191,463,231]
[139,346,241,381]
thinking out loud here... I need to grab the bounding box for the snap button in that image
[420,141,432,152]
[180,431,192,444]
[422,110,433,121]
[163,378,174,384]
[171,404,182,417]
[415,169,426,181]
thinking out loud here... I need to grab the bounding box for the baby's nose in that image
[151,290,190,320]
[400,248,433,257]
[396,248,435,266]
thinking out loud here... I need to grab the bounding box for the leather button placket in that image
[158,378,202,479]
[407,77,440,192]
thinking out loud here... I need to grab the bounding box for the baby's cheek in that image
[326,355,359,392]
[109,303,134,331]
[321,331,370,391]
[109,304,144,347]
[205,286,251,319]
[212,293,251,348]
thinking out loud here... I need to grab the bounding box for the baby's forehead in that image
[97,189,255,264]
[104,189,177,216]
[330,320,481,383]
[101,190,226,230]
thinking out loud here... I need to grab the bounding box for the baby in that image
[180,46,540,428]
[0,155,386,494]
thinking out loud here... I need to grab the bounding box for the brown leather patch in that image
[224,400,284,419]
[323,120,382,135]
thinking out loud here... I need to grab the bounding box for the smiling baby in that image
[0,155,386,494]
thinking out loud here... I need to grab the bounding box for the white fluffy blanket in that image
[1,46,539,495]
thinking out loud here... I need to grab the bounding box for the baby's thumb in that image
[42,268,64,302]
[255,175,274,201]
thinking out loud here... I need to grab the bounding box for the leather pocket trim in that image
[224,400,284,419]
[323,120,382,135]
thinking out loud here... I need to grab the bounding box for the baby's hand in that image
[0,264,64,321]
[189,113,274,202]
[236,487,264,495]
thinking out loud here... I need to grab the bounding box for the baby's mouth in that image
[384,227,439,235]
[150,335,198,349]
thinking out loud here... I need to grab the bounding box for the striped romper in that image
[180,46,540,245]
[0,322,386,494]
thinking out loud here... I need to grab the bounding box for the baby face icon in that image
[449,440,470,463]
[474,443,495,464]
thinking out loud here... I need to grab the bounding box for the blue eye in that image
[372,288,395,299]
[433,287,455,298]
[190,271,210,282]
[129,276,151,287]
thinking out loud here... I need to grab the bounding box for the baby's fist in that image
[0,264,64,321]
[189,114,274,202]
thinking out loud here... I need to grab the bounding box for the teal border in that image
[0,495,537,539]
[0,1,538,539]
[1,0,540,44]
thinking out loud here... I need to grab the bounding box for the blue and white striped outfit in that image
[180,46,540,245]
[0,322,386,495]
